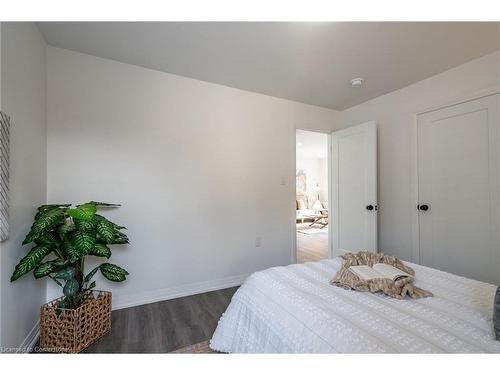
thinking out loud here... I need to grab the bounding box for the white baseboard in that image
[112,273,249,311]
[18,320,40,353]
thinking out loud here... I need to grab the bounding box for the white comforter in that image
[210,258,500,353]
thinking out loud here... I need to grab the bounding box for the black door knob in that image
[366,205,374,211]
[418,204,429,211]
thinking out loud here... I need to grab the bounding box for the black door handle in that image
[366,205,374,211]
[417,204,429,211]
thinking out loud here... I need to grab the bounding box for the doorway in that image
[295,130,329,263]
[294,122,378,264]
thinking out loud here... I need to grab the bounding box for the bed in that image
[210,257,500,353]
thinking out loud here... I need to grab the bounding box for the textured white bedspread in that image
[210,258,500,353]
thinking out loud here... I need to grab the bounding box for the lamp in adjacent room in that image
[313,184,323,210]
[314,183,321,200]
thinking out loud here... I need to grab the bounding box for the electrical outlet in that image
[255,236,262,247]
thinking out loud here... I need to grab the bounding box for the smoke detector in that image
[350,77,364,87]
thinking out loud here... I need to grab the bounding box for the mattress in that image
[210,257,500,353]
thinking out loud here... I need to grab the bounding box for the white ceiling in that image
[296,130,328,159]
[37,22,500,110]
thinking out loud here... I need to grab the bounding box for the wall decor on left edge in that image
[0,111,10,242]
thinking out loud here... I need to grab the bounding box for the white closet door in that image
[417,93,500,285]
[331,121,377,256]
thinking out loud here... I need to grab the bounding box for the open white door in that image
[331,121,377,256]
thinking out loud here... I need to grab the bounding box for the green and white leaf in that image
[94,214,126,230]
[62,240,80,263]
[23,208,67,245]
[113,232,129,244]
[37,204,71,212]
[105,230,129,245]
[100,263,129,282]
[74,218,97,232]
[70,231,96,256]
[33,260,64,279]
[96,220,116,243]
[10,244,53,281]
[34,204,70,221]
[67,203,97,221]
[87,201,121,207]
[89,243,111,258]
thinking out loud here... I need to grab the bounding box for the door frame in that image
[291,129,332,264]
[410,87,500,264]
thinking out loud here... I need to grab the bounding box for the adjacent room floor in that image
[296,222,328,263]
[78,287,238,353]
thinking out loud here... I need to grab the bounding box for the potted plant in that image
[10,201,130,353]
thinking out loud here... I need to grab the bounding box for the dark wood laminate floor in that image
[83,287,238,353]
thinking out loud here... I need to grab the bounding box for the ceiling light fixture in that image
[350,77,364,87]
[297,142,303,146]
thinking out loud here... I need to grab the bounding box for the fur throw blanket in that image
[331,252,433,299]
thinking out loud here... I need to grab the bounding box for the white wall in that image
[336,50,500,262]
[0,23,47,348]
[43,41,500,312]
[46,47,339,308]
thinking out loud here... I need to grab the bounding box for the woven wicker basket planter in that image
[40,290,112,353]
